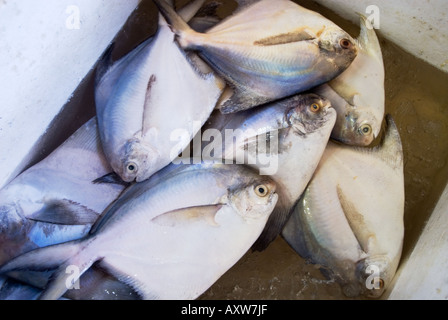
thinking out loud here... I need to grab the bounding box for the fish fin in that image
[0,240,96,300]
[93,172,132,187]
[177,0,207,22]
[61,117,101,152]
[94,259,160,300]
[141,74,157,137]
[281,190,316,260]
[194,0,222,18]
[0,241,79,276]
[188,0,222,32]
[372,115,403,170]
[336,185,372,254]
[95,43,115,88]
[152,204,223,227]
[254,29,315,46]
[252,191,295,251]
[218,87,269,114]
[0,277,43,300]
[355,13,383,59]
[28,199,100,225]
[233,0,259,14]
[153,0,201,48]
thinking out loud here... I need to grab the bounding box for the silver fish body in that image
[282,115,404,298]
[153,0,358,114]
[0,117,125,266]
[95,13,224,183]
[314,15,385,146]
[0,118,139,300]
[0,163,278,300]
[198,93,336,250]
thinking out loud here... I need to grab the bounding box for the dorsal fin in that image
[356,13,383,60]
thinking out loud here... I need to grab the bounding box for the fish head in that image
[319,14,384,147]
[286,93,337,136]
[229,177,278,222]
[331,106,379,146]
[317,26,358,75]
[119,139,159,183]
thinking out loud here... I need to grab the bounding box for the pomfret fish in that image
[196,93,336,250]
[0,163,278,300]
[0,118,141,300]
[153,0,358,114]
[282,115,404,298]
[0,117,125,266]
[95,2,225,183]
[314,15,385,146]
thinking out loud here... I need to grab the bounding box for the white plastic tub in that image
[1,0,447,300]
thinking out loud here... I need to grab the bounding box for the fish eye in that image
[254,184,269,197]
[340,38,352,49]
[359,124,372,135]
[378,278,385,289]
[126,162,138,173]
[310,102,321,113]
[370,278,385,290]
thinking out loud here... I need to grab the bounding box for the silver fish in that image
[195,93,336,250]
[95,4,225,183]
[0,118,143,300]
[314,15,385,146]
[282,115,404,298]
[0,117,125,266]
[0,163,278,300]
[153,0,358,114]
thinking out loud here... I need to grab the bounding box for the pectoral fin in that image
[152,204,223,227]
[218,87,270,114]
[253,30,315,46]
[252,192,295,252]
[337,185,374,253]
[92,172,132,187]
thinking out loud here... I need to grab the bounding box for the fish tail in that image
[153,0,203,49]
[0,240,97,300]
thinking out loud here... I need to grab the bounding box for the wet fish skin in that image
[0,163,278,300]
[0,118,139,299]
[95,6,224,183]
[0,118,125,266]
[153,0,358,114]
[282,115,404,298]
[314,15,385,146]
[198,93,336,250]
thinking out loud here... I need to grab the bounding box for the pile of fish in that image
[0,0,404,300]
